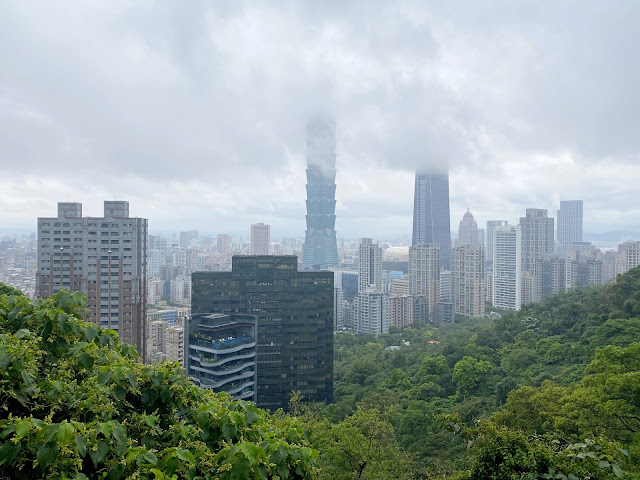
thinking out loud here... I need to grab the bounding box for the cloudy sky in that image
[1,1,639,239]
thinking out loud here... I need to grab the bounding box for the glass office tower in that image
[302,115,339,269]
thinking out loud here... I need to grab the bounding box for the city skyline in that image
[2,2,640,237]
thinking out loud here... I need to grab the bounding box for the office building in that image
[451,245,485,318]
[409,244,440,323]
[412,171,451,269]
[486,220,508,265]
[186,313,256,401]
[36,201,147,359]
[492,225,522,310]
[457,210,479,246]
[191,256,333,410]
[557,200,583,257]
[216,234,230,256]
[520,209,554,302]
[250,223,270,255]
[302,115,339,269]
[358,238,382,293]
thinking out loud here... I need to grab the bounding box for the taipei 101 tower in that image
[302,115,339,269]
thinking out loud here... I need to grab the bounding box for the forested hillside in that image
[1,268,639,478]
[296,267,640,479]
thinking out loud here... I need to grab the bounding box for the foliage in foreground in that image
[0,289,317,479]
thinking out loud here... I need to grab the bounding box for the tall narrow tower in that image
[302,115,339,269]
[412,171,451,270]
[557,200,583,257]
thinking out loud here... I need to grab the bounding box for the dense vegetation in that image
[293,267,640,479]
[0,290,317,479]
[1,267,640,478]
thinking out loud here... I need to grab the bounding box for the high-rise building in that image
[36,201,147,359]
[358,238,382,293]
[250,223,270,255]
[492,225,522,310]
[412,172,451,270]
[615,241,640,276]
[409,244,440,323]
[486,220,508,265]
[355,292,388,334]
[451,245,485,318]
[179,230,198,249]
[165,325,185,368]
[520,209,555,275]
[191,256,333,410]
[537,256,566,300]
[557,200,583,257]
[186,313,256,401]
[216,234,230,256]
[565,246,602,290]
[302,115,339,269]
[457,210,479,246]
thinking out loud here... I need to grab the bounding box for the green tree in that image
[452,356,494,399]
[0,289,318,479]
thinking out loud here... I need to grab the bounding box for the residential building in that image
[486,220,508,265]
[557,200,583,257]
[412,171,451,269]
[566,247,602,290]
[616,241,640,276]
[537,256,566,300]
[457,210,479,246]
[166,325,185,367]
[355,292,388,334]
[492,225,522,310]
[216,234,230,256]
[409,244,440,323]
[186,313,256,401]
[520,209,554,301]
[191,256,333,410]
[36,201,147,359]
[179,230,198,249]
[358,238,382,293]
[250,223,270,255]
[451,245,485,318]
[302,115,339,269]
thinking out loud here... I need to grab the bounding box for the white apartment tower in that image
[492,225,522,310]
[451,245,485,318]
[250,223,270,255]
[36,201,147,360]
[358,238,382,293]
[409,244,440,323]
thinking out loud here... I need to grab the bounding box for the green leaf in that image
[0,441,21,466]
[112,426,127,450]
[144,415,156,427]
[599,460,611,468]
[107,464,125,480]
[245,411,258,425]
[176,449,195,463]
[42,424,60,443]
[98,369,112,385]
[15,329,30,339]
[56,423,75,445]
[222,422,237,441]
[14,420,31,438]
[75,436,87,457]
[142,452,158,466]
[89,440,109,467]
[113,385,127,401]
[78,353,94,370]
[231,457,251,480]
[612,463,624,478]
[37,442,59,470]
[8,305,23,321]
[125,373,138,389]
[160,386,173,404]
[240,443,260,465]
[85,325,98,342]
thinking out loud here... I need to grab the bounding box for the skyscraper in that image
[36,201,148,359]
[451,245,485,318]
[457,209,479,246]
[250,223,270,255]
[302,115,339,269]
[358,238,382,293]
[486,220,508,265]
[191,256,333,410]
[409,244,440,323]
[216,234,230,256]
[557,200,583,257]
[492,225,522,310]
[412,171,451,269]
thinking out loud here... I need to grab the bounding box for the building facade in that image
[191,256,333,410]
[250,223,270,255]
[409,244,440,323]
[36,201,147,359]
[486,220,508,266]
[412,171,451,270]
[358,238,382,293]
[457,210,479,246]
[451,245,485,318]
[492,225,522,310]
[302,115,339,269]
[557,200,583,257]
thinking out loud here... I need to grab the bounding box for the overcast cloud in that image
[1,1,639,238]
